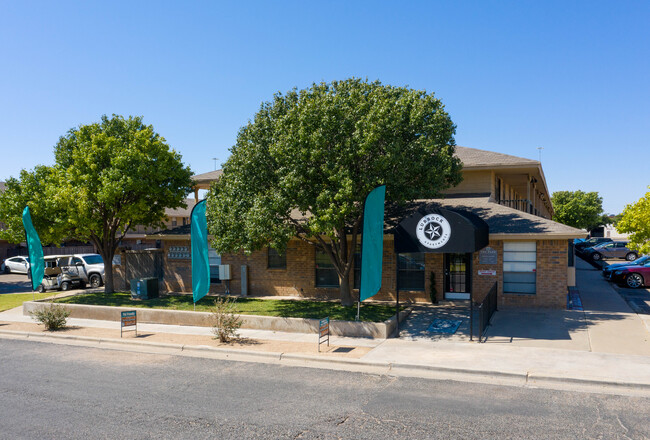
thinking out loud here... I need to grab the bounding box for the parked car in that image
[575,237,612,253]
[37,255,84,292]
[58,254,105,288]
[1,256,30,274]
[583,241,638,262]
[610,261,650,289]
[603,255,650,279]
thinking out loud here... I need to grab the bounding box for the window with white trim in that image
[208,247,221,284]
[503,242,536,294]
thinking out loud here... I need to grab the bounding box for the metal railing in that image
[497,199,536,214]
[476,281,498,342]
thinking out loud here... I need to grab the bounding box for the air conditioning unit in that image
[218,264,231,280]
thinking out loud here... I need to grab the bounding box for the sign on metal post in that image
[318,317,330,352]
[121,310,137,337]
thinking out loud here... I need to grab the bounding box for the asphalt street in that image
[0,273,31,294]
[1,339,649,439]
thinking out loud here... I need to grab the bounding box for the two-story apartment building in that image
[149,146,585,309]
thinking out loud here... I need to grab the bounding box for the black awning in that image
[393,206,489,253]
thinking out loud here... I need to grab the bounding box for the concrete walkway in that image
[482,258,650,355]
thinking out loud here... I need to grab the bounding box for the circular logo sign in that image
[416,214,451,249]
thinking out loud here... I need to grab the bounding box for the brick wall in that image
[156,236,568,309]
[472,240,501,304]
[497,239,568,309]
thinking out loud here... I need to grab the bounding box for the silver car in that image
[1,256,30,274]
[586,241,638,262]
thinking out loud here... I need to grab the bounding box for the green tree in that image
[551,190,605,231]
[617,187,650,255]
[0,115,194,293]
[207,78,462,305]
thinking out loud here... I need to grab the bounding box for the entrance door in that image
[444,253,471,300]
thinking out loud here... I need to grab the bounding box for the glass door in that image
[444,253,471,300]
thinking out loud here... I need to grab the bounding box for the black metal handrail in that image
[476,282,498,342]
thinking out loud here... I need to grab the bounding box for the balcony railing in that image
[497,199,543,217]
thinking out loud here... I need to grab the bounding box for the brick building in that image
[148,146,585,309]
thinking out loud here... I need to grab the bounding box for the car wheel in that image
[89,274,102,288]
[60,281,71,291]
[37,284,45,293]
[625,252,638,261]
[592,253,602,261]
[625,273,644,289]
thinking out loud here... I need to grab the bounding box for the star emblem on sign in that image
[425,223,441,240]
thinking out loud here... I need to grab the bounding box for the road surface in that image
[1,339,648,439]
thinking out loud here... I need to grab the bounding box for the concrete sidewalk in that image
[482,258,650,356]
[2,302,650,397]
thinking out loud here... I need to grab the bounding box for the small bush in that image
[30,303,70,331]
[209,297,243,343]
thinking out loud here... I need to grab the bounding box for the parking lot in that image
[587,254,650,315]
[613,283,650,314]
[0,272,32,294]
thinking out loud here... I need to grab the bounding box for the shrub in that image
[30,303,70,331]
[209,297,243,343]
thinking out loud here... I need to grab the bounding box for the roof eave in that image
[489,232,587,240]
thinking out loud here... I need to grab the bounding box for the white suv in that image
[60,254,105,288]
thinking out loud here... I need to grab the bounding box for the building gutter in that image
[489,232,587,240]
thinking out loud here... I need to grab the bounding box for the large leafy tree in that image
[0,115,194,293]
[551,190,606,231]
[617,187,650,255]
[207,79,462,305]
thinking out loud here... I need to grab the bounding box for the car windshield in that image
[81,255,103,265]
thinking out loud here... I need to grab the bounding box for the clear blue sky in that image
[1,0,648,214]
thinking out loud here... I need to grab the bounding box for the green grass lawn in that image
[55,292,401,322]
[0,292,59,312]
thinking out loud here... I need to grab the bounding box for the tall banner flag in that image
[191,200,210,304]
[359,185,386,302]
[22,206,44,291]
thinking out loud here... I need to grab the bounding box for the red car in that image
[610,261,650,288]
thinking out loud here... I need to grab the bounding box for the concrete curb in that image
[2,328,649,397]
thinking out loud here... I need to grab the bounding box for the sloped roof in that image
[150,224,191,237]
[193,170,223,185]
[191,146,541,188]
[454,146,539,169]
[390,197,583,238]
[151,197,585,240]
[164,199,196,218]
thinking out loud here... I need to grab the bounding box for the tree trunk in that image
[99,246,116,294]
[338,270,354,306]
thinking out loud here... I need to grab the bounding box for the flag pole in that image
[24,230,34,300]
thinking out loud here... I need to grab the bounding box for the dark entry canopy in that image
[393,205,489,253]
